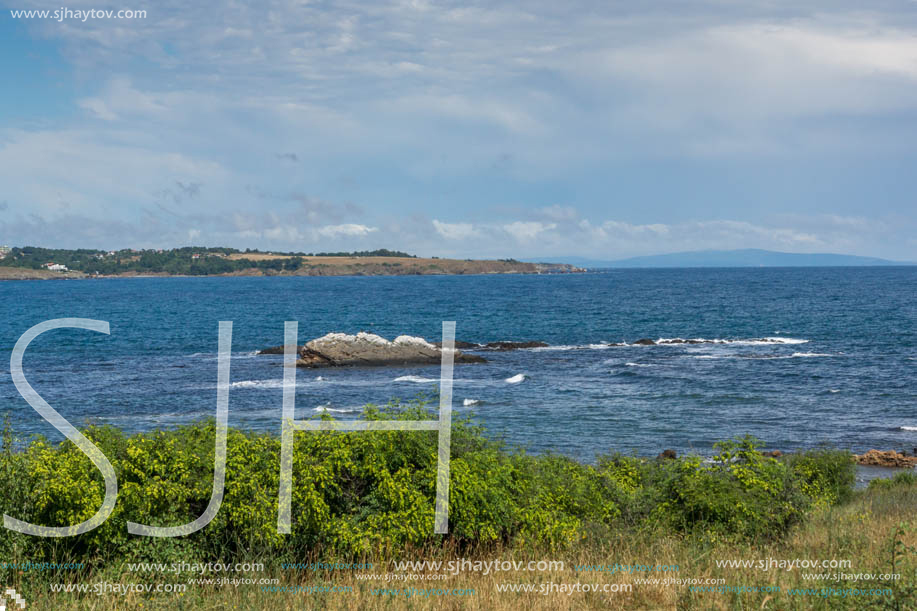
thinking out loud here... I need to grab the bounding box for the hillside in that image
[0,246,583,278]
[547,249,910,268]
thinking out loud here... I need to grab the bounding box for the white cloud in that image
[316,223,378,238]
[432,220,478,240]
[503,221,556,242]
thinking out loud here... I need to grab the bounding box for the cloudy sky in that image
[2,1,916,260]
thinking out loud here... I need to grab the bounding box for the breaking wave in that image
[230,379,286,390]
[313,404,359,414]
[393,375,437,383]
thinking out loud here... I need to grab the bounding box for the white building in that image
[42,262,69,272]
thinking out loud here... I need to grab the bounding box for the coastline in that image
[0,258,585,280]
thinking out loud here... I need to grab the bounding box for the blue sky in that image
[1,1,916,260]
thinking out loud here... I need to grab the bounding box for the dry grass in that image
[24,483,917,610]
[0,266,85,280]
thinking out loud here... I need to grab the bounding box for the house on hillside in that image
[42,262,69,272]
[0,245,10,259]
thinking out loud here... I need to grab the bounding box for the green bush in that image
[0,404,859,570]
[785,447,857,507]
[868,469,917,491]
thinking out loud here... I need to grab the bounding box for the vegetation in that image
[0,246,417,276]
[0,401,913,610]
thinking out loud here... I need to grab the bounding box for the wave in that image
[692,352,831,361]
[463,399,480,407]
[533,337,810,350]
[654,337,809,346]
[531,343,612,352]
[313,404,359,414]
[505,373,526,384]
[828,389,841,393]
[625,362,654,367]
[230,379,286,389]
[189,351,262,359]
[900,426,917,432]
[393,375,437,383]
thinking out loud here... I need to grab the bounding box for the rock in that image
[657,449,677,460]
[633,338,656,346]
[292,332,486,368]
[764,450,783,458]
[855,450,917,468]
[256,345,287,355]
[432,340,481,350]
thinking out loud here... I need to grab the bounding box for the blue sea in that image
[1,268,915,460]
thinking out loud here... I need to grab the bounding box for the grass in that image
[0,403,913,610]
[11,481,916,610]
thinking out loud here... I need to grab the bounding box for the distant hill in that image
[531,249,912,269]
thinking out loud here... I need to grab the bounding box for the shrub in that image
[0,406,859,569]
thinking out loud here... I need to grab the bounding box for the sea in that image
[1,267,915,463]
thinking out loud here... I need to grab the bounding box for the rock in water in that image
[293,332,486,368]
[855,450,917,468]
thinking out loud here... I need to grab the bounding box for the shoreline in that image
[0,264,586,281]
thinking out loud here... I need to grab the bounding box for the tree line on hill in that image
[1,247,417,275]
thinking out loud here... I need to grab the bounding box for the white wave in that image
[505,373,526,384]
[313,404,357,413]
[393,375,437,383]
[655,337,809,346]
[532,342,613,352]
[230,379,286,389]
[692,355,722,360]
[900,426,917,432]
[316,376,324,381]
[463,399,480,406]
[828,389,841,393]
[790,352,832,358]
[625,362,654,367]
[531,345,575,351]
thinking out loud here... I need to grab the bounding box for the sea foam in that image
[393,375,437,383]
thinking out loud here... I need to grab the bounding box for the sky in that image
[1,1,916,260]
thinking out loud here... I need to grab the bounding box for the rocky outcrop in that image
[262,332,486,368]
[657,449,677,460]
[855,450,917,468]
[432,340,481,350]
[257,345,287,355]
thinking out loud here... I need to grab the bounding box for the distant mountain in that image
[530,249,913,269]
